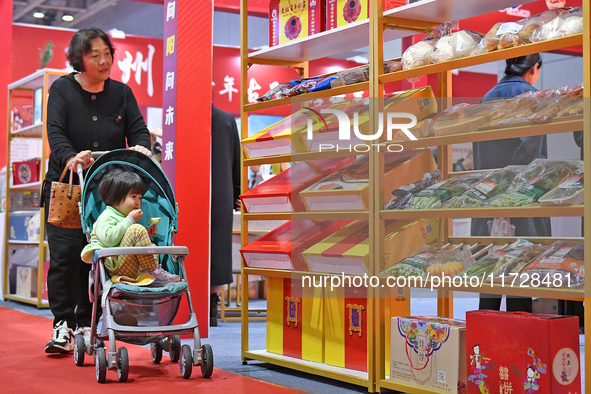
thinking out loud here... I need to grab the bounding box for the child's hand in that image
[129,209,143,222]
[147,223,158,238]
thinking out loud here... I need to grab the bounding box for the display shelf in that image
[243,82,369,112]
[7,240,41,245]
[9,181,42,192]
[244,148,368,166]
[10,123,44,138]
[380,205,583,219]
[244,212,370,221]
[244,267,375,278]
[249,0,528,63]
[380,34,583,83]
[4,293,49,308]
[243,350,370,388]
[390,116,583,150]
[7,68,64,91]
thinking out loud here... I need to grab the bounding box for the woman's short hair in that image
[66,27,115,72]
[505,53,542,77]
[99,168,146,206]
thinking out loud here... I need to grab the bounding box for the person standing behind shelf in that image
[472,54,549,313]
[43,27,152,353]
[210,105,241,326]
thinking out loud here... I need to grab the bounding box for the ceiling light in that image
[62,14,74,22]
[33,12,45,19]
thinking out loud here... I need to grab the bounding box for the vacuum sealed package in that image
[444,165,525,208]
[410,172,486,209]
[381,245,475,278]
[431,99,508,136]
[539,167,584,206]
[257,79,302,101]
[520,241,584,288]
[429,30,483,63]
[385,170,442,210]
[491,159,579,207]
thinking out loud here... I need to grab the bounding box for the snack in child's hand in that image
[150,217,162,224]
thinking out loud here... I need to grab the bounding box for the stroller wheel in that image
[179,345,193,379]
[74,334,85,366]
[150,340,163,363]
[169,335,181,362]
[95,347,107,383]
[117,347,129,382]
[200,344,214,378]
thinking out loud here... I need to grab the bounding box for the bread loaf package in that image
[401,22,454,71]
[533,8,583,42]
[429,30,483,63]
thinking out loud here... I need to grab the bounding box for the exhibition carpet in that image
[0,307,302,393]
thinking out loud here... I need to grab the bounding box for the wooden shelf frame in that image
[240,0,590,392]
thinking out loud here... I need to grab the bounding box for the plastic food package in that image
[410,172,486,209]
[257,79,302,101]
[432,99,508,135]
[381,245,475,278]
[491,159,579,207]
[401,22,454,70]
[535,10,583,42]
[430,30,483,63]
[385,170,442,210]
[471,8,570,55]
[539,172,584,206]
[520,241,584,288]
[444,165,525,208]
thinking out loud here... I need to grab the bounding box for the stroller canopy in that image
[80,149,178,249]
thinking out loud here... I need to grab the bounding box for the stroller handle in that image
[95,245,189,259]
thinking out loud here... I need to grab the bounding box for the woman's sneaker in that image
[45,320,73,353]
[151,266,180,286]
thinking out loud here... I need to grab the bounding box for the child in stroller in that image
[74,150,213,383]
[81,168,180,286]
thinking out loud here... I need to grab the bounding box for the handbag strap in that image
[58,164,77,199]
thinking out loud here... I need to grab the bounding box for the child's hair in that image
[99,168,146,206]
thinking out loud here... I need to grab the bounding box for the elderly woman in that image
[43,27,152,353]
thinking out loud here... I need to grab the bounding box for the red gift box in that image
[12,159,40,185]
[466,310,581,394]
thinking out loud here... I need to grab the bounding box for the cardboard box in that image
[241,220,352,271]
[391,316,467,392]
[303,218,438,275]
[466,310,581,394]
[300,149,437,211]
[12,159,40,185]
[269,0,325,46]
[324,285,368,371]
[16,266,38,298]
[326,0,369,29]
[267,277,324,362]
[9,211,41,241]
[240,157,355,213]
[299,87,437,152]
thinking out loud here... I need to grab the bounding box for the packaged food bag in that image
[410,172,486,209]
[533,8,583,42]
[401,22,454,70]
[429,30,483,63]
[519,241,584,288]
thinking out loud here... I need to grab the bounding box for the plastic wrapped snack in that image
[539,171,584,206]
[519,241,584,288]
[535,10,583,41]
[257,79,302,101]
[471,8,569,55]
[528,95,583,122]
[381,245,474,278]
[385,170,442,210]
[432,99,508,136]
[491,159,579,207]
[444,165,525,208]
[430,30,483,63]
[410,172,486,209]
[401,22,454,70]
[490,241,547,279]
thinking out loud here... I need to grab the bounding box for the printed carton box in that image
[269,0,325,46]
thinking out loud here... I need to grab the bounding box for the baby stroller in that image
[73,149,213,383]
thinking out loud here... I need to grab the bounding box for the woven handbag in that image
[47,165,82,229]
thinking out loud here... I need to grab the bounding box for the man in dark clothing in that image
[472,54,549,312]
[210,105,241,326]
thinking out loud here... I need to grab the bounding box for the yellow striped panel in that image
[324,287,345,367]
[302,285,324,363]
[266,277,284,354]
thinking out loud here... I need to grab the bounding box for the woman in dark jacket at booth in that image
[472,54,548,312]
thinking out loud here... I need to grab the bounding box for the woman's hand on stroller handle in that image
[129,145,152,157]
[67,150,94,171]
